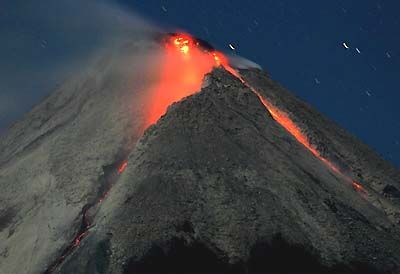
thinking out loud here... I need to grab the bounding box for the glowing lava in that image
[352,180,367,193]
[254,86,366,192]
[145,32,366,194]
[226,68,367,194]
[45,32,369,274]
[253,89,340,173]
[43,160,129,274]
[118,160,128,174]
[145,33,229,126]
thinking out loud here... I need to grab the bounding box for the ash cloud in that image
[0,0,159,132]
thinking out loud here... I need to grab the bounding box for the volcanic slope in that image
[50,68,400,274]
[0,39,160,274]
[1,29,400,273]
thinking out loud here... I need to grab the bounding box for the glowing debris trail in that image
[222,63,366,194]
[117,160,128,174]
[145,33,227,127]
[45,34,224,274]
[43,160,129,274]
[157,33,366,194]
[154,33,367,194]
[45,32,369,273]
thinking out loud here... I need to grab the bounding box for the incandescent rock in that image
[0,39,158,274]
[58,69,400,274]
[1,47,400,274]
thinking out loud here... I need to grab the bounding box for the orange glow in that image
[352,180,366,193]
[45,159,129,272]
[227,72,327,161]
[224,65,367,194]
[143,32,366,196]
[72,231,89,248]
[251,87,366,192]
[117,161,128,174]
[174,36,190,54]
[256,94,339,172]
[228,70,332,165]
[145,33,228,126]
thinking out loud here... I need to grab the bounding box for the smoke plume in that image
[0,0,159,131]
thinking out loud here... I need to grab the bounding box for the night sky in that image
[1,0,399,167]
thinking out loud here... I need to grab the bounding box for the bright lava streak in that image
[145,33,229,126]
[44,159,129,274]
[117,161,128,174]
[221,63,367,194]
[146,32,366,194]
[45,32,368,274]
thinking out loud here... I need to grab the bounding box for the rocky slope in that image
[1,47,400,273]
[0,39,158,274]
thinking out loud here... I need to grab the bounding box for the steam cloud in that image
[0,0,260,133]
[0,0,159,132]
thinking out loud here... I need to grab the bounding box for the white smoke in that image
[0,0,264,132]
[0,0,160,131]
[227,54,262,70]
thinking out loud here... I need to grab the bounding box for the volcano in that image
[1,34,400,274]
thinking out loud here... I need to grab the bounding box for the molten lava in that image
[45,32,369,274]
[352,180,367,193]
[145,32,366,195]
[118,160,128,174]
[44,160,129,274]
[145,33,229,126]
[253,90,340,173]
[227,70,367,194]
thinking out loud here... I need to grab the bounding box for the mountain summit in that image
[1,35,400,274]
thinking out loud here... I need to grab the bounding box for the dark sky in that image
[1,0,399,167]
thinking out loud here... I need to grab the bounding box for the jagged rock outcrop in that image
[1,47,400,273]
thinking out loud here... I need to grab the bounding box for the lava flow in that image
[146,32,366,194]
[145,33,229,126]
[226,67,367,194]
[43,211,89,274]
[117,160,128,174]
[45,32,367,274]
[43,160,128,274]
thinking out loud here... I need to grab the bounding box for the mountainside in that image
[0,40,156,274]
[1,38,400,274]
